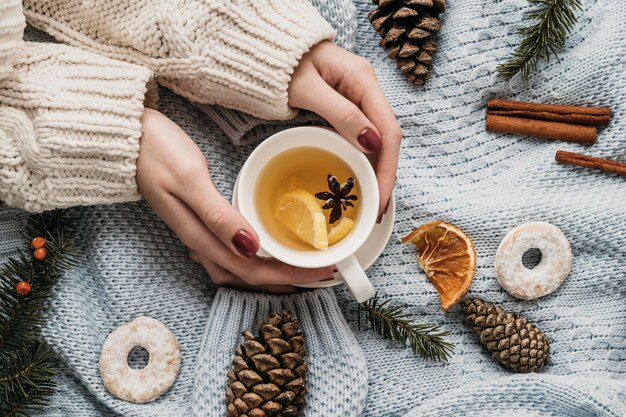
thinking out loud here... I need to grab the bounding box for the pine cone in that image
[226,310,308,417]
[462,298,549,373]
[368,0,445,86]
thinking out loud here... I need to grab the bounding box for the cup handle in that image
[336,255,375,303]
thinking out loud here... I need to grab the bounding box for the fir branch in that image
[359,293,454,362]
[0,209,74,416]
[0,210,74,352]
[0,343,56,417]
[497,0,582,82]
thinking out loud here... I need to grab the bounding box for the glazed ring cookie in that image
[99,316,180,403]
[495,221,572,300]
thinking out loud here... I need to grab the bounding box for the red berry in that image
[33,247,47,260]
[16,281,31,296]
[31,236,46,249]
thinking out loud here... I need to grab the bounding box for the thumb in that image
[181,180,260,258]
[290,69,382,154]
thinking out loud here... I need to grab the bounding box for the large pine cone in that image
[462,298,549,373]
[368,0,445,86]
[226,310,308,417]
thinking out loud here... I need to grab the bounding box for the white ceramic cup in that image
[237,126,378,302]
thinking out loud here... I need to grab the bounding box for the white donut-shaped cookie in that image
[495,221,572,300]
[99,316,180,403]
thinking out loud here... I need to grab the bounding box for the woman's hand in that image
[136,109,333,293]
[288,42,402,222]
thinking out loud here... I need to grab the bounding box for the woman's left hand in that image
[288,42,402,222]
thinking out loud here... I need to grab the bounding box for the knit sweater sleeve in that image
[23,0,336,120]
[0,42,158,212]
[0,0,25,80]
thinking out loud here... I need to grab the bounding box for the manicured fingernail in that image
[383,198,390,215]
[232,229,257,258]
[376,213,383,224]
[358,128,382,153]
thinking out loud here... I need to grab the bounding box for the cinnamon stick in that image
[488,110,610,126]
[486,114,597,144]
[555,150,626,176]
[488,99,611,125]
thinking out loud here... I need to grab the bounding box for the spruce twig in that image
[497,0,582,82]
[359,293,454,362]
[0,210,74,351]
[0,209,74,415]
[0,343,56,416]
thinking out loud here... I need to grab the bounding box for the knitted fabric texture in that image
[0,0,24,80]
[0,0,624,416]
[23,0,336,121]
[193,288,367,417]
[199,0,358,145]
[0,42,156,212]
[345,0,626,415]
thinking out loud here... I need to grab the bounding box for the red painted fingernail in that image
[232,230,258,258]
[383,198,390,215]
[376,213,383,224]
[358,128,382,153]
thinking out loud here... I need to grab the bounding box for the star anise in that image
[315,174,358,224]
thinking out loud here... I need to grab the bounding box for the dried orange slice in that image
[401,221,476,311]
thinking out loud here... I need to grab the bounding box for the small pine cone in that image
[226,310,308,417]
[368,0,445,86]
[462,298,549,373]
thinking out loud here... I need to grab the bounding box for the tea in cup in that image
[237,127,378,302]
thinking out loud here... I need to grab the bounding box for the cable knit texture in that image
[0,42,156,212]
[0,0,623,416]
[0,0,25,80]
[193,288,367,416]
[199,0,358,145]
[23,0,336,120]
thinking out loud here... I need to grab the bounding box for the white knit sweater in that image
[0,0,24,79]
[0,0,335,212]
[23,0,335,120]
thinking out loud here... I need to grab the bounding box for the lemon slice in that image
[277,175,307,197]
[327,217,355,245]
[275,189,329,250]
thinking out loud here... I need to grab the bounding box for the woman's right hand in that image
[136,108,334,293]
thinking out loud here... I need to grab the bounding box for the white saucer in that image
[232,174,395,288]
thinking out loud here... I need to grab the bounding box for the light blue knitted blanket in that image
[1,0,624,416]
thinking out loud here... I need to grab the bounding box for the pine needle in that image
[497,0,582,82]
[359,293,454,362]
[0,343,56,416]
[0,209,74,351]
[0,209,74,415]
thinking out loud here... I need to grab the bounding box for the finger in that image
[309,45,402,216]
[226,256,335,287]
[140,110,260,259]
[290,66,382,154]
[355,71,402,216]
[189,250,296,294]
[153,192,240,266]
[373,152,396,223]
[147,188,226,259]
[156,194,334,286]
[176,174,259,259]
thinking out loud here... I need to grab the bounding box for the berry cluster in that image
[15,236,47,296]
